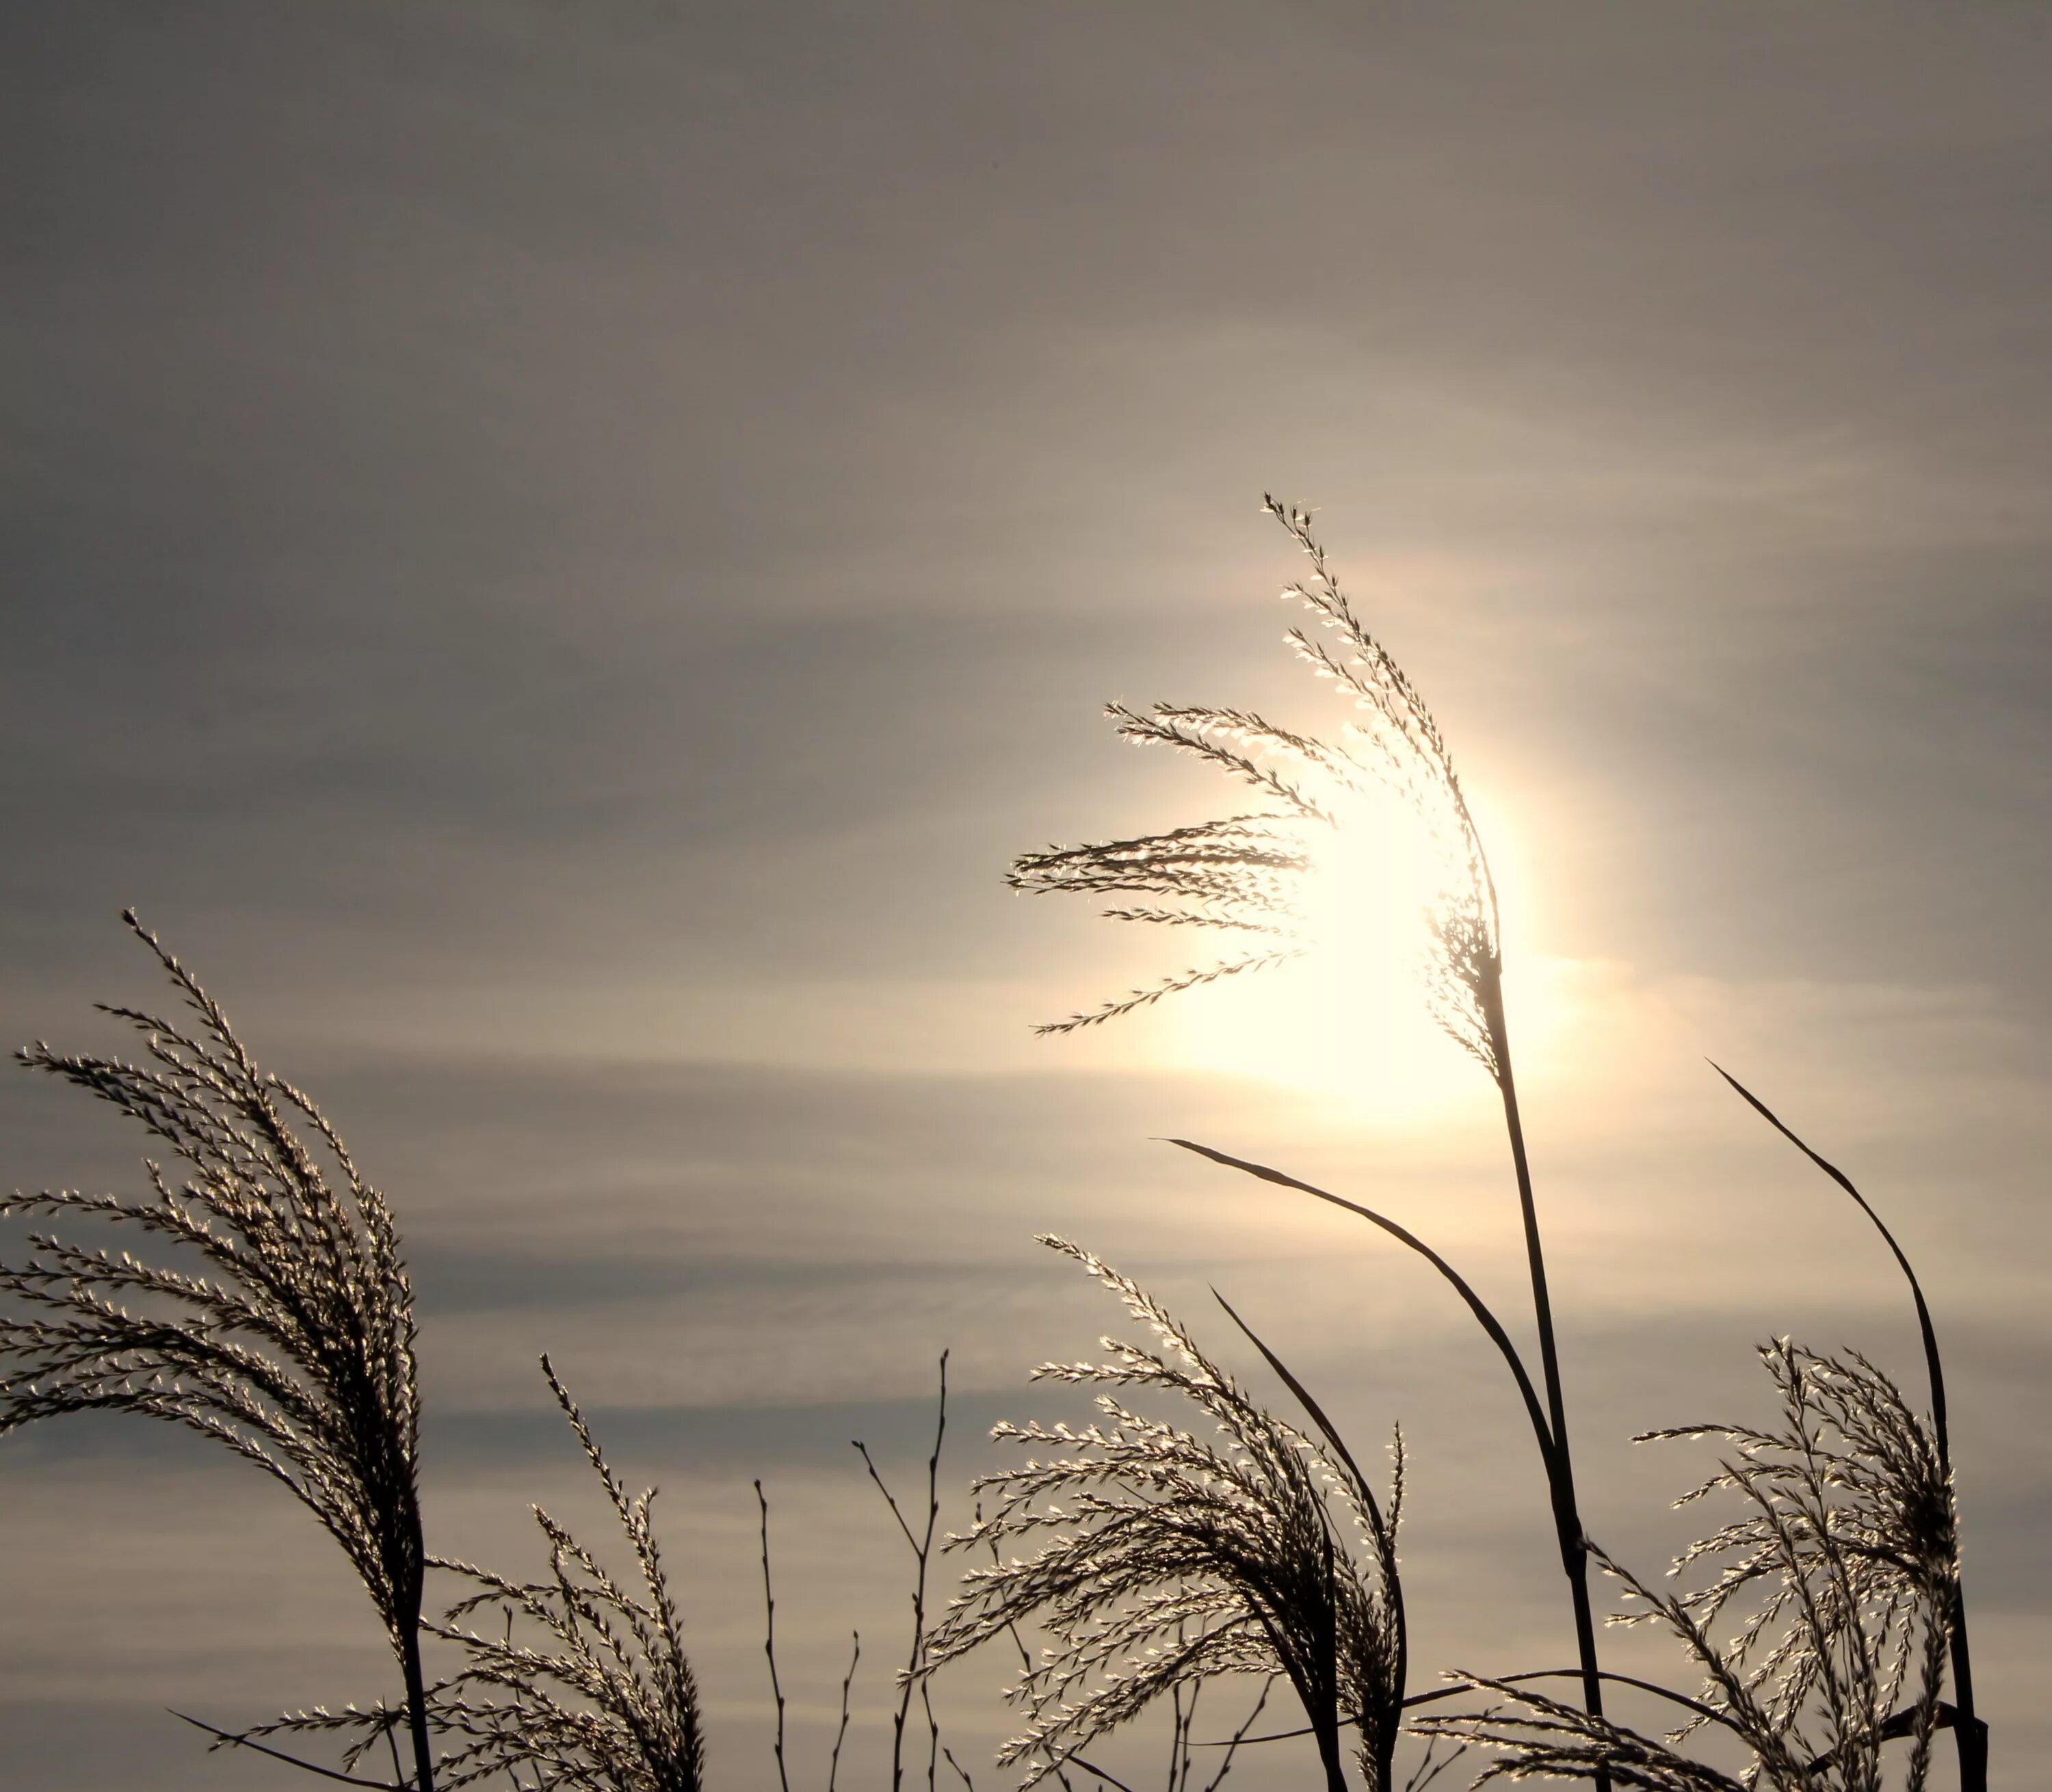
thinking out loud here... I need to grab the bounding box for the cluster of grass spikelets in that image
[924,1236,1405,1792]
[251,1356,707,1792]
[1416,1342,1958,1791]
[0,912,440,1790]
[1009,499,1501,1074]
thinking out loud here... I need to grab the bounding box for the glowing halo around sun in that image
[1154,793,1561,1122]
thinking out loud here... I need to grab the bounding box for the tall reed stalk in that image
[0,914,436,1791]
[1008,501,1609,1770]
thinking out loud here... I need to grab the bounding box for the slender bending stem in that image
[757,1482,793,1792]
[391,1516,436,1792]
[1482,975,1608,1789]
[398,1608,436,1792]
[856,1352,949,1792]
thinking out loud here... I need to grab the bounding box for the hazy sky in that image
[5,6,2049,1789]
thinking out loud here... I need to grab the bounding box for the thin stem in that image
[829,1631,860,1792]
[1069,1758,1141,1792]
[1198,1676,1272,1792]
[756,1481,791,1792]
[857,1350,949,1792]
[397,1580,437,1792]
[384,1715,407,1792]
[1482,975,1607,1789]
[170,1711,405,1791]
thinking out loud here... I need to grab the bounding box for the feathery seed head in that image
[248,1358,707,1792]
[929,1237,1406,1791]
[1416,1341,1958,1791]
[1010,501,1503,1081]
[1,914,425,1663]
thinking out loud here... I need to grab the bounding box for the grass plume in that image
[1713,1066,1983,1791]
[1417,1342,1959,1791]
[926,1237,1405,1792]
[1009,499,1497,1068]
[0,912,437,1790]
[252,1356,707,1792]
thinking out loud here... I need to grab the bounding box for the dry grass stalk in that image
[1006,502,1612,1772]
[926,1237,1404,1792]
[0,912,436,1789]
[1416,1343,1958,1791]
[855,1352,951,1792]
[256,1356,707,1792]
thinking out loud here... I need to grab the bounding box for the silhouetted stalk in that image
[830,1632,861,1792]
[1714,1067,1985,1792]
[855,1351,949,1792]
[2,916,435,1791]
[757,1481,793,1792]
[1480,972,1608,1774]
[397,1596,435,1792]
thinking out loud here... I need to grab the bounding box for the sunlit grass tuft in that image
[926,1236,1405,1792]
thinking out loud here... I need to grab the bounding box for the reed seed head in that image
[926,1237,1406,1791]
[1010,500,1503,1080]
[0,912,426,1666]
[1415,1341,1958,1791]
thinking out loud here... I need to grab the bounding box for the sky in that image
[3,3,2049,1788]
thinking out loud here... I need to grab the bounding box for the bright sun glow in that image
[1159,792,1561,1123]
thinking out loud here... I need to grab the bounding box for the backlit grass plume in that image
[423,1354,705,1792]
[925,1237,1405,1792]
[250,1355,707,1792]
[1010,501,1612,1768]
[1010,499,1499,1072]
[0,912,438,1791]
[1417,1342,1959,1791]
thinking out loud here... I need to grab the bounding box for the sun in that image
[1155,795,1558,1124]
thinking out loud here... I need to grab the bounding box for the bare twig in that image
[856,1350,950,1792]
[830,1631,861,1792]
[759,1481,792,1792]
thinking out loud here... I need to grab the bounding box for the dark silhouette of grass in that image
[2,513,1995,1792]
[225,1356,710,1792]
[0,913,438,1791]
[998,501,1989,1791]
[927,1237,1404,1792]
